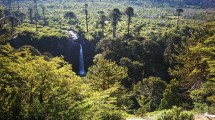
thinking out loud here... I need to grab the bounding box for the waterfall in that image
[68,30,85,76]
[79,44,86,76]
[69,31,78,40]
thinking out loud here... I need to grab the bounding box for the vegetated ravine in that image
[10,29,96,76]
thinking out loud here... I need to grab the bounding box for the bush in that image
[209,106,215,114]
[193,102,209,113]
[179,111,194,120]
[135,106,148,116]
[157,106,194,120]
[157,111,175,120]
[100,110,125,120]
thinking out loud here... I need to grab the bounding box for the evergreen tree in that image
[176,8,183,28]
[134,77,167,112]
[159,79,181,110]
[98,11,106,34]
[64,11,77,28]
[125,7,134,35]
[85,3,89,32]
[87,54,128,91]
[28,8,33,24]
[110,8,121,38]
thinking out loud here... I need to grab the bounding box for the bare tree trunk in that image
[34,0,38,32]
[102,25,104,34]
[8,0,12,10]
[85,4,89,32]
[86,13,88,32]
[29,9,33,24]
[113,25,116,38]
[127,16,130,35]
[17,0,20,11]
[42,7,45,20]
[177,14,179,28]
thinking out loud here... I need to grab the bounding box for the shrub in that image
[157,111,175,120]
[209,106,215,114]
[100,110,125,120]
[193,102,209,113]
[136,106,148,116]
[157,106,194,120]
[179,111,194,120]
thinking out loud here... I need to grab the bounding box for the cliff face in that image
[10,32,96,74]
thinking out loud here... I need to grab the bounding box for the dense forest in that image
[0,0,215,120]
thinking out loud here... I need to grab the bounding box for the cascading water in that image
[79,44,86,76]
[68,30,85,76]
[69,31,78,40]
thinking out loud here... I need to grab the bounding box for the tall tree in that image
[87,54,128,91]
[0,8,4,25]
[8,0,12,10]
[134,77,167,112]
[8,15,20,29]
[17,12,25,23]
[98,11,106,34]
[64,12,76,20]
[125,7,134,35]
[0,9,19,41]
[176,8,183,28]
[84,3,89,32]
[17,0,20,11]
[28,8,33,24]
[41,6,46,20]
[64,11,76,29]
[109,8,121,38]
[159,79,181,110]
[34,0,38,32]
[0,10,19,30]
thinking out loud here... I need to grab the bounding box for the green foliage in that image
[163,33,183,67]
[168,22,215,113]
[0,44,127,119]
[64,12,77,20]
[69,83,126,120]
[110,8,121,37]
[157,106,194,120]
[97,36,167,85]
[0,45,82,119]
[159,79,181,110]
[84,54,129,119]
[1,0,215,118]
[134,77,167,113]
[16,23,69,39]
[64,11,77,27]
[100,110,125,120]
[192,103,209,113]
[125,7,134,35]
[125,7,134,18]
[87,54,128,91]
[179,111,194,120]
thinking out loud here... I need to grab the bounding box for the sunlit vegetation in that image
[0,0,215,119]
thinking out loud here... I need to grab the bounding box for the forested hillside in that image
[0,0,215,120]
